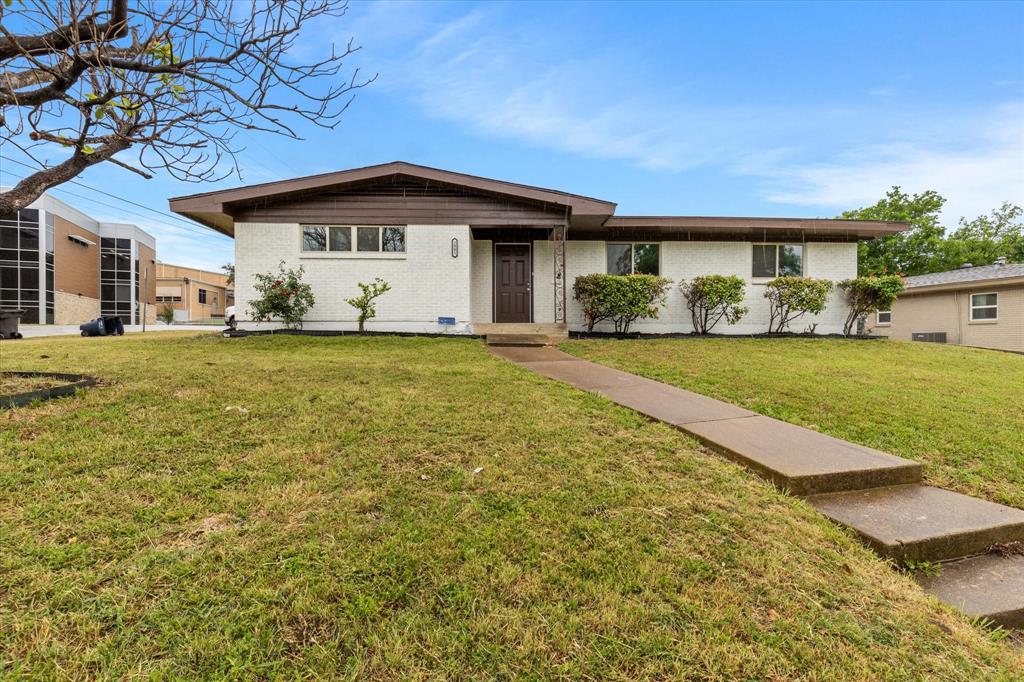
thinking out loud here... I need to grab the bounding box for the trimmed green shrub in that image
[249,261,315,329]
[763,276,833,333]
[572,273,671,334]
[839,275,905,336]
[679,275,749,334]
[573,274,615,332]
[346,278,392,332]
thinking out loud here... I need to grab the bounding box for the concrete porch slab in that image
[485,333,554,347]
[683,415,922,496]
[916,554,1024,629]
[808,485,1024,562]
[474,322,568,336]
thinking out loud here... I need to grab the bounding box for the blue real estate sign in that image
[437,317,456,326]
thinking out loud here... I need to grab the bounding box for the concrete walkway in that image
[491,345,1024,628]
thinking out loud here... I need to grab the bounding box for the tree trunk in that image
[0,142,130,214]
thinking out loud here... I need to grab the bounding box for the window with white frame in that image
[970,292,998,321]
[301,225,406,253]
[198,288,207,304]
[752,244,803,278]
[606,243,660,275]
[876,308,891,325]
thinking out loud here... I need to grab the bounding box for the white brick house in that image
[170,162,906,335]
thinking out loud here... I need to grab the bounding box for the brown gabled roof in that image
[169,161,617,236]
[168,161,910,240]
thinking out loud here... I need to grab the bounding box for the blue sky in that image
[3,0,1022,271]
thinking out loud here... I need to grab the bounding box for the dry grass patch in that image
[0,372,70,394]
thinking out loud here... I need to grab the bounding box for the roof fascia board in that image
[169,161,616,215]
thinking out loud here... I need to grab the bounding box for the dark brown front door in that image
[494,244,531,322]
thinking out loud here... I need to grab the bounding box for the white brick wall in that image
[235,226,858,335]
[470,239,492,323]
[235,222,473,333]
[533,240,555,323]
[565,240,857,334]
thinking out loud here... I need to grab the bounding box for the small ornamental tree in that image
[249,261,315,329]
[763,276,833,333]
[157,304,175,324]
[839,275,905,336]
[572,274,671,334]
[346,278,391,332]
[679,275,749,334]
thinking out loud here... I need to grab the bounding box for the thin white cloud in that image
[749,104,1024,221]
[352,2,1023,223]
[356,2,776,172]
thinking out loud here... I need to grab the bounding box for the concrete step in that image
[475,323,568,337]
[808,485,1024,563]
[683,416,922,496]
[486,333,559,347]
[916,553,1024,629]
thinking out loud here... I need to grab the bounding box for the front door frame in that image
[492,242,533,323]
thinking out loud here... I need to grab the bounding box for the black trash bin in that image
[80,318,107,337]
[79,316,126,337]
[0,308,25,339]
[104,316,125,336]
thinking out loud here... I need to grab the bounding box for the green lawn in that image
[563,337,1024,510]
[1,333,1021,678]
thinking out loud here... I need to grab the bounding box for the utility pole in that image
[142,265,149,332]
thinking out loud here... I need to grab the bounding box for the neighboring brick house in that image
[154,262,234,322]
[868,261,1024,353]
[1,193,157,326]
[169,162,907,334]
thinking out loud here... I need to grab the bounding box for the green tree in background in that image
[841,187,946,276]
[844,188,1023,275]
[941,203,1024,269]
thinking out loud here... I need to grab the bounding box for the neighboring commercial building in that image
[154,262,234,321]
[868,260,1024,352]
[1,193,157,326]
[169,161,907,334]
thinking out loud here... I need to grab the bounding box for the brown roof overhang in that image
[169,161,617,236]
[600,216,909,240]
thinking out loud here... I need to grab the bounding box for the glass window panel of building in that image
[101,237,135,324]
[0,208,46,323]
[606,243,659,276]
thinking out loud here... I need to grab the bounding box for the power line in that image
[0,167,233,242]
[0,154,232,240]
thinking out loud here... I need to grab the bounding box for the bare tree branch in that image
[0,0,128,60]
[0,0,373,214]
